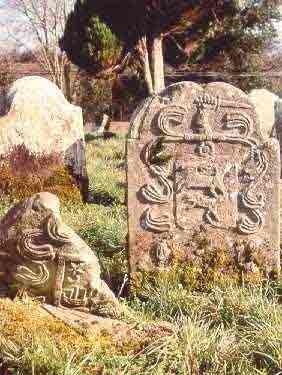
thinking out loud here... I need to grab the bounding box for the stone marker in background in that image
[0,192,120,317]
[106,121,130,136]
[127,82,280,275]
[249,88,282,178]
[0,76,91,202]
[248,88,279,138]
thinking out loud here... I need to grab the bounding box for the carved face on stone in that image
[0,192,117,310]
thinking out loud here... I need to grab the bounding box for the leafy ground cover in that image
[0,137,281,375]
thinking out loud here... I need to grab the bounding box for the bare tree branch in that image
[3,0,75,98]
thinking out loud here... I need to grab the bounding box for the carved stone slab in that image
[42,304,174,342]
[127,82,280,274]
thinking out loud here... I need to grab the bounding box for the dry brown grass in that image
[0,144,82,204]
[0,298,91,354]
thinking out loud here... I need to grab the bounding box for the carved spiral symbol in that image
[17,230,55,261]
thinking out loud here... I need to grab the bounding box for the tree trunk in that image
[143,48,154,95]
[138,36,154,95]
[63,63,71,101]
[152,34,165,94]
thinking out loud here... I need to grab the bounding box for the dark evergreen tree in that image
[60,0,281,94]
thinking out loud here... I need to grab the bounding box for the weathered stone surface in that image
[0,192,120,317]
[272,98,282,176]
[127,82,280,274]
[42,304,135,338]
[0,76,90,199]
[0,76,83,154]
[248,89,278,137]
[42,304,174,341]
[248,89,282,178]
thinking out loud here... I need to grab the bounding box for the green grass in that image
[0,137,281,374]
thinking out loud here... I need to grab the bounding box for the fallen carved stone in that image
[127,82,280,275]
[0,192,120,317]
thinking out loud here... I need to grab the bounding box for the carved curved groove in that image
[205,209,220,227]
[158,105,187,138]
[17,230,55,261]
[143,140,171,173]
[239,188,264,234]
[150,164,170,177]
[141,173,173,204]
[45,215,72,244]
[14,263,49,287]
[238,146,267,234]
[143,139,156,168]
[238,209,263,234]
[141,139,173,203]
[225,113,252,136]
[129,96,160,139]
[253,148,268,176]
[141,184,170,204]
[142,208,171,232]
[241,190,264,210]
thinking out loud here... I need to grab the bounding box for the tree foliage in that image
[170,0,281,69]
[61,0,281,94]
[61,2,123,74]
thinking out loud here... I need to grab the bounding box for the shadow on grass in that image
[85,131,117,143]
[89,191,121,206]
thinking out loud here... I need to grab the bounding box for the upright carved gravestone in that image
[127,82,280,275]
